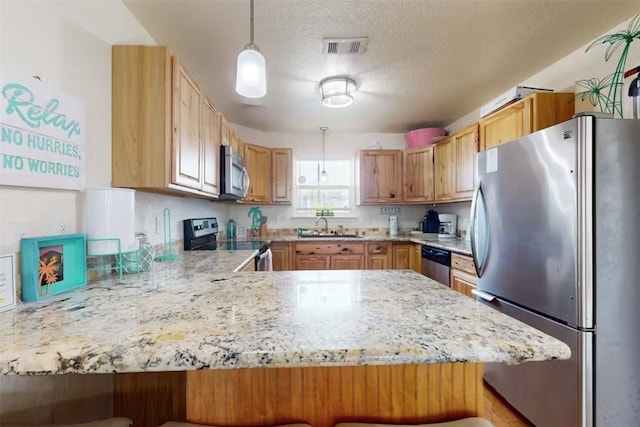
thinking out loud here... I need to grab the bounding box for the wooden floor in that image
[483,381,534,427]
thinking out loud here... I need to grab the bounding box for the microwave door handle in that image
[242,167,250,196]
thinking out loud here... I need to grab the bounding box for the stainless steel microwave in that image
[219,145,249,199]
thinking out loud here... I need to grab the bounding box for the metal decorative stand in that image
[155,208,179,261]
[86,238,140,284]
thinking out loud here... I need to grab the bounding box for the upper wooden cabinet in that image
[201,98,220,195]
[479,92,574,151]
[403,146,434,203]
[172,62,202,190]
[112,45,218,198]
[271,148,292,204]
[452,124,478,199]
[357,150,403,204]
[244,143,272,203]
[230,130,243,153]
[220,115,231,147]
[434,138,455,201]
[433,124,478,202]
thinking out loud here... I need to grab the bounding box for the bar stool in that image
[335,419,495,427]
[2,418,132,427]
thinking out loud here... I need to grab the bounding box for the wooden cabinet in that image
[294,242,364,270]
[242,260,256,272]
[270,243,291,271]
[479,92,574,151]
[433,124,479,202]
[453,124,478,200]
[112,45,218,198]
[295,255,330,270]
[172,61,202,190]
[244,143,272,203]
[230,130,243,153]
[451,270,476,299]
[201,98,220,195]
[450,253,477,300]
[403,146,434,202]
[331,255,365,270]
[271,148,292,204]
[434,138,455,201]
[357,150,403,204]
[220,115,231,147]
[366,242,391,269]
[392,243,413,270]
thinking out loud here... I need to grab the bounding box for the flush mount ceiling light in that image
[320,77,356,108]
[235,0,266,98]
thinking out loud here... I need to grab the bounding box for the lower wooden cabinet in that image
[331,255,365,270]
[270,243,291,271]
[450,253,477,299]
[367,242,391,269]
[392,243,413,270]
[294,242,364,270]
[295,255,330,270]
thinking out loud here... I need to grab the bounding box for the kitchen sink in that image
[298,230,361,239]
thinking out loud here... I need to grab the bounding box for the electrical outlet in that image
[380,207,401,215]
[155,217,162,235]
[59,220,67,233]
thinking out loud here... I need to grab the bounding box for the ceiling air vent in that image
[323,37,368,55]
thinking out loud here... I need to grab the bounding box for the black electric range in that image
[183,217,267,252]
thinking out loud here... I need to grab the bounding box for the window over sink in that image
[295,159,352,215]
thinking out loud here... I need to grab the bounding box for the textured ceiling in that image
[123,0,640,133]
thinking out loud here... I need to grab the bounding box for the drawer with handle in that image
[451,253,476,276]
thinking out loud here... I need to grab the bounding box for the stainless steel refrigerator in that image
[470,115,640,427]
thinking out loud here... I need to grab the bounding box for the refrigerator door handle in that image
[471,288,496,302]
[469,181,488,277]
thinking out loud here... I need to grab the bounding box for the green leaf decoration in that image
[581,13,640,118]
[247,207,262,229]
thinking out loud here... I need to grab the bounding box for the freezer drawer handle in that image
[471,289,496,302]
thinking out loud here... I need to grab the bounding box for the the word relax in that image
[2,83,81,139]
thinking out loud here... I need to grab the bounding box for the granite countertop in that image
[0,251,569,375]
[266,235,472,256]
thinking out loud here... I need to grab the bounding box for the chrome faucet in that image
[315,216,329,233]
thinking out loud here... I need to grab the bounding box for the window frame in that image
[294,157,354,216]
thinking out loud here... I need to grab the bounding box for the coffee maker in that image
[438,214,457,240]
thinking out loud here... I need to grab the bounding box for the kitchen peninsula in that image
[0,250,570,427]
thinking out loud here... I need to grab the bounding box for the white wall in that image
[447,16,640,134]
[229,124,428,231]
[0,0,227,423]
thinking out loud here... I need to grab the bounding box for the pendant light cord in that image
[250,0,255,45]
[320,127,328,171]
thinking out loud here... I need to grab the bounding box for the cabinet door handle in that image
[390,192,396,198]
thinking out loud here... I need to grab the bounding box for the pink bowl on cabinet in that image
[404,127,447,148]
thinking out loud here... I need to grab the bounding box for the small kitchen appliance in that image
[219,145,250,200]
[389,215,399,237]
[437,214,457,239]
[423,209,440,233]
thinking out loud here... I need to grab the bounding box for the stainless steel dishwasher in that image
[421,246,451,286]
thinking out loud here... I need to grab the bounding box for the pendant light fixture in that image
[235,0,267,98]
[320,127,328,183]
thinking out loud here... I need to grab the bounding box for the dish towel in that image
[259,248,273,271]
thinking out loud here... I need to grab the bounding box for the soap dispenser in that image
[226,219,237,240]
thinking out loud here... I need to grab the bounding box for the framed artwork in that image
[0,254,17,312]
[21,234,87,302]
